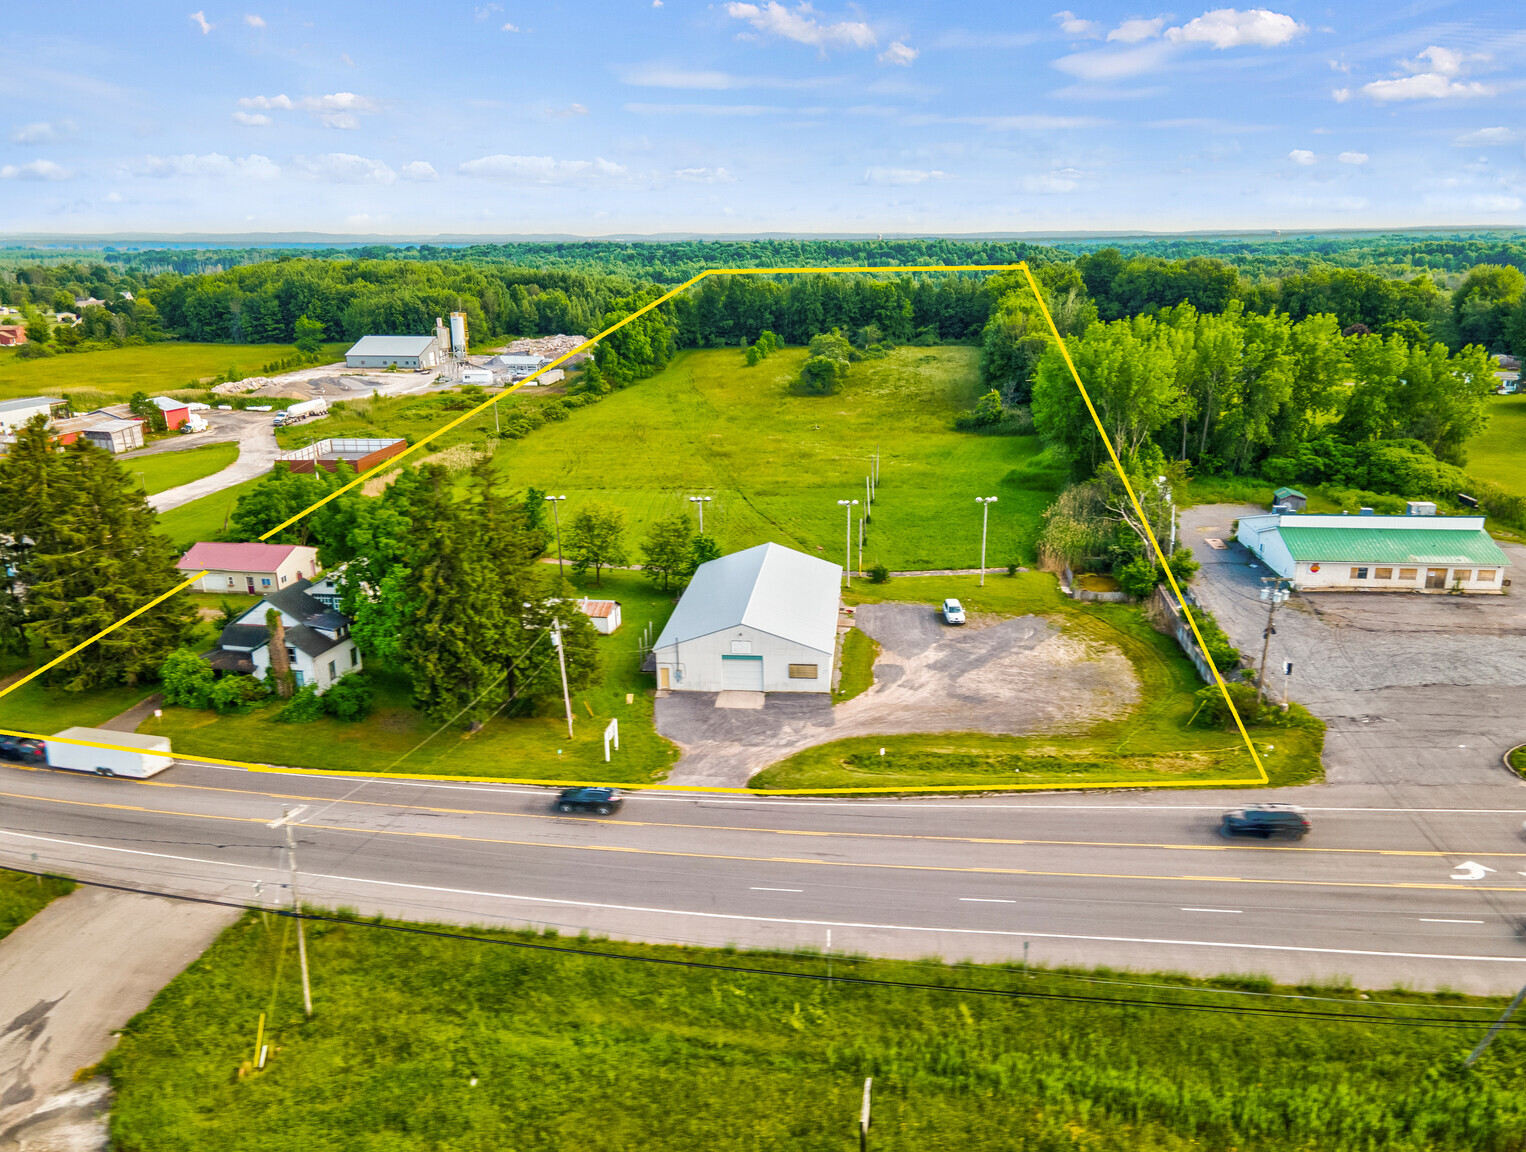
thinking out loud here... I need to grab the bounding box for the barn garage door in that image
[721,655,764,690]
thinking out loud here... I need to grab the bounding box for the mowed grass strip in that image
[142,569,679,782]
[751,574,1322,792]
[1466,393,1526,496]
[0,870,75,942]
[126,441,241,495]
[487,347,1061,571]
[0,341,349,401]
[104,910,1526,1152]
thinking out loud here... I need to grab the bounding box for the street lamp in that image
[975,497,998,586]
[688,495,712,534]
[837,499,859,587]
[544,495,567,575]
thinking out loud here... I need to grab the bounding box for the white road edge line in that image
[750,887,803,892]
[1419,918,1486,924]
[959,898,1017,903]
[1182,908,1243,914]
[7,829,1526,966]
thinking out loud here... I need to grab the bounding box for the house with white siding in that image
[205,574,362,692]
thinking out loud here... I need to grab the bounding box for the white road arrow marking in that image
[1450,861,1496,881]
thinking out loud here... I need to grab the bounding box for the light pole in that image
[545,495,567,575]
[837,499,858,587]
[1256,577,1289,702]
[975,496,998,586]
[688,495,712,534]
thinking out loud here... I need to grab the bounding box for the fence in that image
[1151,585,1223,685]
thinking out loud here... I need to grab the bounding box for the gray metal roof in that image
[654,542,841,654]
[0,396,64,414]
[346,335,437,357]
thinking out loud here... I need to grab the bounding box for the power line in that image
[3,864,1517,1033]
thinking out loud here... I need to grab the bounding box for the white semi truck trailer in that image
[45,727,175,778]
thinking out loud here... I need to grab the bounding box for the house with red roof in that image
[177,542,319,595]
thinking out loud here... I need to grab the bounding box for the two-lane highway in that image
[4,760,1526,991]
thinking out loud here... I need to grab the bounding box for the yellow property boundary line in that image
[0,262,1268,795]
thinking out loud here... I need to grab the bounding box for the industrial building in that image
[1236,510,1510,593]
[488,354,548,380]
[276,437,408,475]
[650,542,842,693]
[0,396,68,434]
[344,334,442,370]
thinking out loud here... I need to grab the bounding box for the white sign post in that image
[603,718,619,762]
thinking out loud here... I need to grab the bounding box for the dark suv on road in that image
[556,787,623,815]
[0,737,45,764]
[1222,804,1309,839]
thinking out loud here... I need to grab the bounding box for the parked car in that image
[1221,804,1309,839]
[556,787,623,815]
[941,598,966,625]
[0,736,45,763]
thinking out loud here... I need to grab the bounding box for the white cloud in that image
[126,153,280,180]
[1454,127,1519,146]
[232,111,270,126]
[878,40,917,65]
[0,159,73,180]
[245,13,264,27]
[237,92,380,127]
[292,153,396,184]
[1053,10,1102,37]
[1165,8,1303,49]
[1288,148,1316,165]
[1018,169,1084,192]
[1332,87,1350,102]
[1108,17,1164,43]
[624,102,785,116]
[189,10,213,33]
[1361,73,1491,102]
[548,103,589,117]
[399,160,438,181]
[474,2,502,17]
[502,23,520,32]
[864,166,946,184]
[1337,151,1367,164]
[457,154,629,184]
[620,66,736,89]
[725,2,876,50]
[673,166,738,183]
[9,120,73,144]
[1053,40,1174,80]
[1405,46,1486,78]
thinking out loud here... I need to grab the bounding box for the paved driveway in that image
[659,601,1138,788]
[133,410,281,513]
[1181,503,1526,788]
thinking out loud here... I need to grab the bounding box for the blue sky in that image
[0,1,1522,236]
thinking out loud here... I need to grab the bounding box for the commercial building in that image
[276,437,408,476]
[177,541,320,594]
[488,354,548,379]
[150,396,191,431]
[0,396,68,434]
[344,334,442,370]
[1236,511,1510,594]
[650,542,841,693]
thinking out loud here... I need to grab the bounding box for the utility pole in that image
[976,496,998,586]
[837,499,858,587]
[545,495,567,576]
[859,1077,873,1152]
[688,495,711,534]
[1256,577,1289,702]
[271,808,313,1019]
[1282,660,1292,708]
[865,475,871,522]
[1465,982,1526,1067]
[857,515,864,577]
[551,621,574,739]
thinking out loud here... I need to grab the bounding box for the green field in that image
[103,909,1526,1152]
[142,569,679,782]
[126,441,241,495]
[0,341,349,402]
[0,675,160,737]
[1466,393,1526,496]
[157,474,269,549]
[0,870,75,942]
[751,574,1322,792]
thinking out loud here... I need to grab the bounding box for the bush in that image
[322,673,375,722]
[539,400,569,421]
[868,562,890,584]
[1160,547,1200,587]
[209,674,269,715]
[1114,557,1157,598]
[275,684,325,723]
[159,648,214,709]
[1193,681,1267,728]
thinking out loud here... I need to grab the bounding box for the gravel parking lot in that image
[659,601,1138,788]
[1182,503,1526,787]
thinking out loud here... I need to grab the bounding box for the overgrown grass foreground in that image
[0,868,74,942]
[106,908,1526,1152]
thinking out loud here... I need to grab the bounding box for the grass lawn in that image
[0,870,75,943]
[833,626,877,704]
[0,676,160,737]
[1466,393,1526,496]
[157,474,268,549]
[125,441,241,496]
[750,573,1322,793]
[0,341,349,402]
[141,569,679,782]
[104,910,1526,1152]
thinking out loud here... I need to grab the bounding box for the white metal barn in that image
[651,542,842,694]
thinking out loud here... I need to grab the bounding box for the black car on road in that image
[0,736,45,764]
[556,787,623,815]
[1221,804,1309,839]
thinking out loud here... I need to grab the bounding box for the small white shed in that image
[651,542,841,694]
[578,598,622,634]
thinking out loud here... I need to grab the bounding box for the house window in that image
[1399,568,1417,580]
[789,664,818,679]
[227,576,236,587]
[730,640,753,654]
[1350,567,1368,579]
[1374,568,1392,580]
[293,669,305,687]
[262,578,271,586]
[350,646,359,667]
[1454,570,1472,583]
[1479,570,1497,582]
[280,574,288,583]
[328,660,337,680]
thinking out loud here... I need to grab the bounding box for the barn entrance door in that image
[1425,568,1447,590]
[721,655,764,691]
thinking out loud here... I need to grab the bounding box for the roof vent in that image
[1358,507,1374,516]
[1406,500,1437,517]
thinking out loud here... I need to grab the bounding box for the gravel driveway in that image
[659,602,1138,788]
[1181,503,1526,788]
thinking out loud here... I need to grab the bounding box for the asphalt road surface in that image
[5,759,1526,994]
